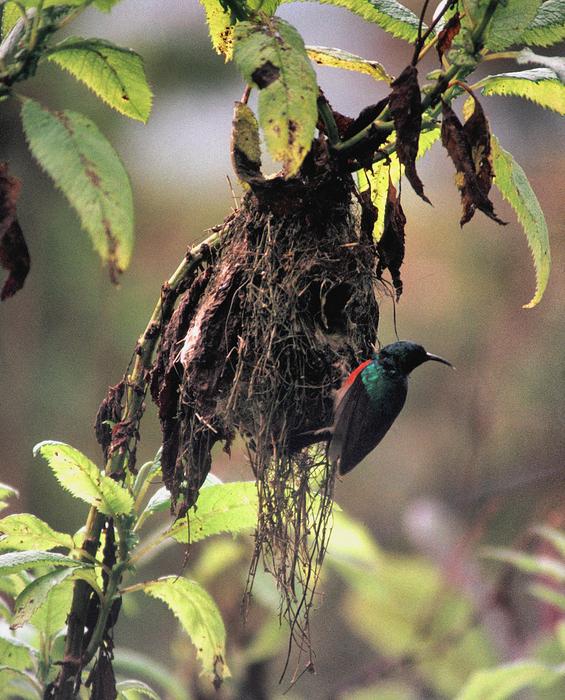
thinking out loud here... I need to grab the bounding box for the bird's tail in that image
[288,427,332,453]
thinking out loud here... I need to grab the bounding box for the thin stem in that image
[482,50,520,62]
[317,93,339,146]
[52,231,220,698]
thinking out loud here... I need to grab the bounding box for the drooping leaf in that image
[376,179,406,299]
[116,680,160,700]
[491,135,550,307]
[0,634,36,671]
[11,566,97,629]
[0,484,18,513]
[521,0,565,47]
[230,101,263,184]
[389,65,430,203]
[441,101,505,226]
[437,13,461,60]
[292,0,424,42]
[306,46,391,83]
[33,441,134,516]
[0,550,80,576]
[456,661,565,700]
[477,68,565,115]
[165,482,257,544]
[483,546,565,582]
[0,163,30,301]
[46,37,153,122]
[139,577,229,687]
[91,650,117,700]
[341,97,390,167]
[233,17,318,177]
[357,127,441,241]
[0,514,73,552]
[21,99,133,280]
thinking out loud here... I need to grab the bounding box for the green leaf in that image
[94,0,123,10]
[45,37,152,123]
[480,0,542,51]
[29,579,73,637]
[139,577,229,687]
[0,514,73,552]
[491,135,550,308]
[0,550,80,577]
[233,17,318,177]
[521,0,565,47]
[11,566,97,629]
[113,649,187,700]
[291,0,423,42]
[357,127,441,241]
[0,633,36,671]
[0,483,18,514]
[477,68,565,115]
[306,45,391,83]
[456,661,565,700]
[327,509,382,570]
[116,680,160,700]
[21,99,134,277]
[0,667,40,700]
[33,441,134,516]
[483,546,565,582]
[166,482,257,544]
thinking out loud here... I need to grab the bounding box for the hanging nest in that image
[151,138,380,664]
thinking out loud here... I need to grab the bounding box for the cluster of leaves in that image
[217,0,564,307]
[0,443,263,697]
[0,0,152,296]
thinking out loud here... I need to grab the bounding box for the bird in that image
[293,341,453,474]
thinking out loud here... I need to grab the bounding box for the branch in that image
[50,231,220,699]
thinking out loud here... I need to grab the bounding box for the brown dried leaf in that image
[389,65,430,203]
[377,180,406,300]
[0,163,30,301]
[441,101,506,226]
[437,13,461,61]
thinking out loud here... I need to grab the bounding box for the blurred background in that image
[1,1,564,698]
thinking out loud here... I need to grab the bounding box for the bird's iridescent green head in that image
[376,341,452,375]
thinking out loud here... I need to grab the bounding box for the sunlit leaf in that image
[491,135,550,308]
[532,526,565,557]
[478,68,565,115]
[521,0,565,47]
[291,0,423,42]
[0,514,73,552]
[306,45,391,83]
[0,550,80,576]
[21,99,134,278]
[0,483,18,514]
[46,37,153,122]
[198,0,234,58]
[456,661,565,699]
[138,577,229,687]
[33,441,134,516]
[0,633,36,671]
[233,17,318,177]
[529,583,565,611]
[166,482,257,544]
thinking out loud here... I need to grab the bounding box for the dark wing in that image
[329,370,407,474]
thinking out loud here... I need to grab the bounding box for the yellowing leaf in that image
[21,99,134,278]
[306,45,392,83]
[0,513,73,551]
[46,37,153,123]
[140,577,229,687]
[233,17,318,177]
[33,440,134,516]
[478,68,565,115]
[491,135,550,308]
[456,661,565,700]
[198,0,234,58]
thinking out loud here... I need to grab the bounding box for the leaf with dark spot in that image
[0,163,30,301]
[231,101,263,184]
[252,61,280,88]
[389,65,430,203]
[441,100,506,226]
[437,13,461,61]
[377,180,406,300]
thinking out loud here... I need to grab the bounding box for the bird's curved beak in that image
[426,353,454,369]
